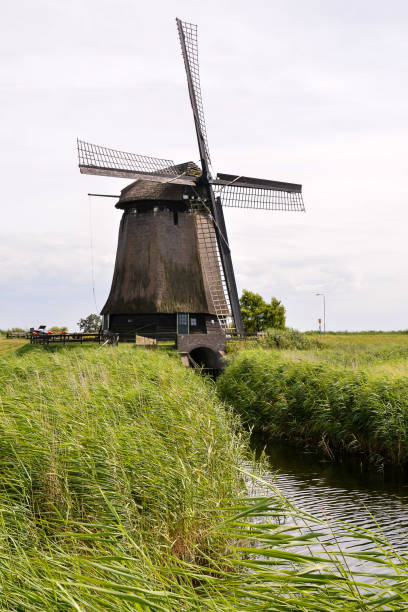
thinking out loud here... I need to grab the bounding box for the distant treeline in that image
[1,326,68,336]
[0,327,26,336]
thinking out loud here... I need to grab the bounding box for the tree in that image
[77,314,102,333]
[49,326,68,333]
[240,290,286,333]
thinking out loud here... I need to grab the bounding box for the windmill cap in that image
[173,161,202,177]
[116,161,201,208]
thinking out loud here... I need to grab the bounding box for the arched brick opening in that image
[189,346,224,371]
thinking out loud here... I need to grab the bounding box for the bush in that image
[262,327,323,350]
[240,290,286,332]
[77,313,102,332]
[227,328,322,354]
[48,326,68,333]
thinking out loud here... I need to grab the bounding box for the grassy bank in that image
[0,344,246,608]
[219,335,408,466]
[2,343,408,609]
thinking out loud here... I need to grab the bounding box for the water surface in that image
[253,435,408,559]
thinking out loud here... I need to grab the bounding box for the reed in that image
[218,347,408,466]
[1,343,408,609]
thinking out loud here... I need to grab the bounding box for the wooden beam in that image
[213,173,302,193]
[79,165,197,186]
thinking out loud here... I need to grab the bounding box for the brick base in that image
[177,332,226,370]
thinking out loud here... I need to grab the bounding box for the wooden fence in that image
[6,332,30,339]
[30,332,119,345]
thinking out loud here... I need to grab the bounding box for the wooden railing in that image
[30,332,119,345]
[6,332,30,339]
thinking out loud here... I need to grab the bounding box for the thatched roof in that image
[116,161,202,209]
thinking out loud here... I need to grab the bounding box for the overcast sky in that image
[1,0,407,331]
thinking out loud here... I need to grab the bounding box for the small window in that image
[190,318,197,326]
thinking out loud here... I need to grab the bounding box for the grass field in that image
[2,340,408,609]
[307,332,408,369]
[0,337,28,356]
[268,336,408,379]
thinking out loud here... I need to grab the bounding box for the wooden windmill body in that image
[77,19,305,342]
[100,175,229,339]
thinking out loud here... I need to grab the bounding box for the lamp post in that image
[315,293,326,333]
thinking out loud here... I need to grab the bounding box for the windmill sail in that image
[177,18,244,333]
[212,173,305,211]
[176,19,211,170]
[77,140,195,185]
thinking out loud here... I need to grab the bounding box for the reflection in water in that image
[252,434,408,557]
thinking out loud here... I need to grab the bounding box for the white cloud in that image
[1,0,408,330]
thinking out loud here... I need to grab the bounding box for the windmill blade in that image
[212,173,305,211]
[176,19,244,332]
[77,140,196,185]
[176,18,211,171]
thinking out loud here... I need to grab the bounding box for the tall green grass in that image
[228,330,408,365]
[0,337,28,355]
[218,349,408,466]
[1,344,408,609]
[307,330,408,335]
[0,345,246,608]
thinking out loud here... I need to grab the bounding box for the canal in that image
[253,435,408,567]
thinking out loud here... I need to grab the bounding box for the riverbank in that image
[219,333,408,466]
[0,344,247,608]
[1,342,408,609]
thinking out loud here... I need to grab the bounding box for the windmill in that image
[77,18,305,341]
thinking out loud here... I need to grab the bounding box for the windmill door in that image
[177,313,189,334]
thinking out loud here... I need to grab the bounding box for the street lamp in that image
[315,293,326,333]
